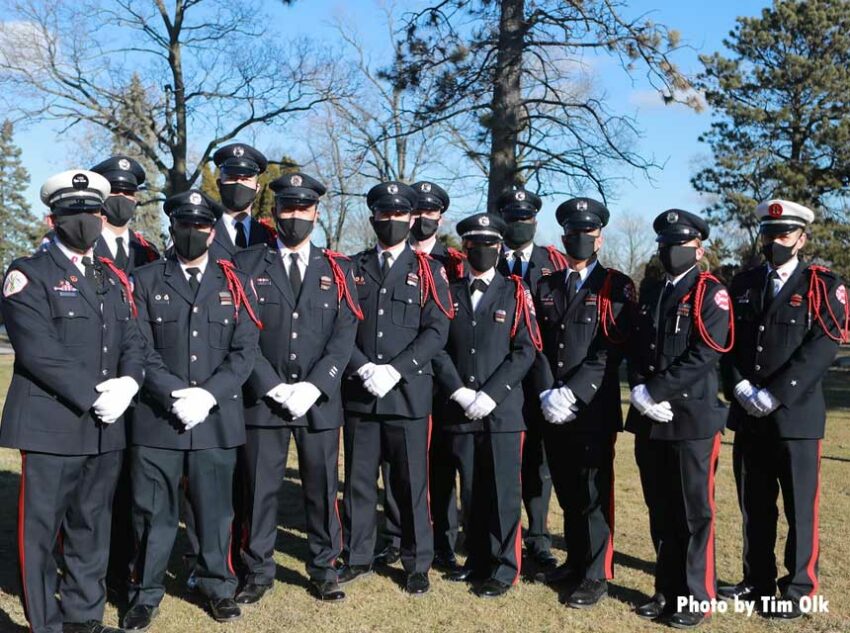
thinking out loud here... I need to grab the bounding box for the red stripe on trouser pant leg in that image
[513,431,526,586]
[704,433,721,601]
[18,452,31,630]
[603,435,617,580]
[806,440,822,597]
[227,526,235,575]
[334,428,344,562]
[426,416,433,524]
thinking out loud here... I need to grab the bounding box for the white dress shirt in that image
[179,256,209,282]
[503,242,534,278]
[100,227,131,260]
[279,239,311,279]
[468,267,497,311]
[54,239,94,276]
[767,257,799,296]
[223,212,251,245]
[564,259,598,293]
[376,241,407,270]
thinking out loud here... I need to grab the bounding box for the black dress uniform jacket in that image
[210,216,276,258]
[131,257,260,449]
[234,243,360,429]
[344,245,452,418]
[95,231,160,273]
[433,274,536,432]
[535,264,634,435]
[723,263,844,439]
[626,267,731,441]
[0,247,145,454]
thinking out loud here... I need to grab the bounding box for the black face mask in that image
[103,196,137,227]
[54,213,103,252]
[762,241,796,267]
[411,217,439,241]
[659,245,697,277]
[504,221,536,249]
[276,217,314,248]
[171,224,210,261]
[466,244,500,273]
[563,233,597,262]
[371,218,410,247]
[218,182,257,212]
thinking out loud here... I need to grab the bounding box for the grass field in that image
[0,355,848,633]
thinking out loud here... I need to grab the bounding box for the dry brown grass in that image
[0,356,848,632]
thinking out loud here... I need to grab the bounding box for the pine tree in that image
[0,120,39,270]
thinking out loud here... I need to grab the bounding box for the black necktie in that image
[114,236,128,270]
[471,279,488,294]
[234,214,248,248]
[511,251,524,277]
[187,267,201,297]
[82,256,96,287]
[565,271,581,303]
[288,253,302,297]
[762,270,779,311]
[381,252,392,279]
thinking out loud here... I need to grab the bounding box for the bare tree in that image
[0,0,342,196]
[602,211,657,284]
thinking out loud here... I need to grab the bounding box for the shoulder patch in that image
[837,284,846,306]
[714,288,730,311]
[3,270,28,297]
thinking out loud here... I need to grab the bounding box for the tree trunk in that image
[487,0,525,213]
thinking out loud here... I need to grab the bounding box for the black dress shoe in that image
[476,578,512,598]
[446,566,490,583]
[208,598,242,623]
[374,545,401,566]
[717,582,755,600]
[405,572,430,595]
[235,582,271,605]
[528,549,558,570]
[64,622,124,633]
[769,597,803,620]
[541,563,581,585]
[311,579,346,602]
[122,605,158,631]
[636,593,667,620]
[433,551,461,573]
[669,611,705,629]
[566,579,608,608]
[337,564,373,585]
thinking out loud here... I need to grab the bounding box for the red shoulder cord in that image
[216,259,264,330]
[544,245,568,271]
[133,231,159,262]
[413,251,455,319]
[681,272,735,353]
[98,257,138,317]
[258,217,278,245]
[322,249,364,320]
[509,274,543,351]
[807,265,849,343]
[446,247,467,281]
[597,269,632,345]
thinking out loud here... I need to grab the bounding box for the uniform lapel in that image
[295,244,323,309]
[48,246,101,314]
[195,258,223,306]
[764,262,805,321]
[266,247,296,308]
[94,236,113,262]
[361,249,383,285]
[564,263,606,322]
[213,217,237,256]
[475,272,504,317]
[383,245,413,289]
[163,257,196,305]
[453,279,473,317]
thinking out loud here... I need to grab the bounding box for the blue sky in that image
[8,0,769,236]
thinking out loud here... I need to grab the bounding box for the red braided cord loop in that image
[98,256,138,317]
[133,232,159,263]
[682,272,734,353]
[216,259,264,330]
[807,265,849,343]
[597,269,632,345]
[544,245,568,271]
[322,249,364,321]
[413,251,455,319]
[258,217,278,245]
[446,247,467,281]
[509,274,543,352]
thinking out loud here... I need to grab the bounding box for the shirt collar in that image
[376,241,407,261]
[468,267,497,286]
[229,212,250,227]
[278,239,311,263]
[412,237,437,255]
[179,256,209,278]
[503,242,534,259]
[565,259,597,285]
[54,237,93,265]
[767,256,799,281]
[667,264,697,287]
[102,226,130,245]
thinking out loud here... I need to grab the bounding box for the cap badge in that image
[189,192,202,205]
[118,158,131,171]
[768,202,783,218]
[515,191,526,201]
[233,146,245,157]
[576,200,588,212]
[291,174,303,187]
[479,216,490,226]
[71,173,89,190]
[387,184,399,194]
[666,211,679,224]
[421,183,431,192]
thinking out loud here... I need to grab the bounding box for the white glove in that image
[92,376,139,424]
[285,382,322,419]
[451,387,477,410]
[357,363,378,381]
[540,389,580,424]
[363,364,402,398]
[733,380,761,416]
[464,391,497,420]
[630,384,674,423]
[752,388,780,417]
[171,388,217,429]
[266,382,295,405]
